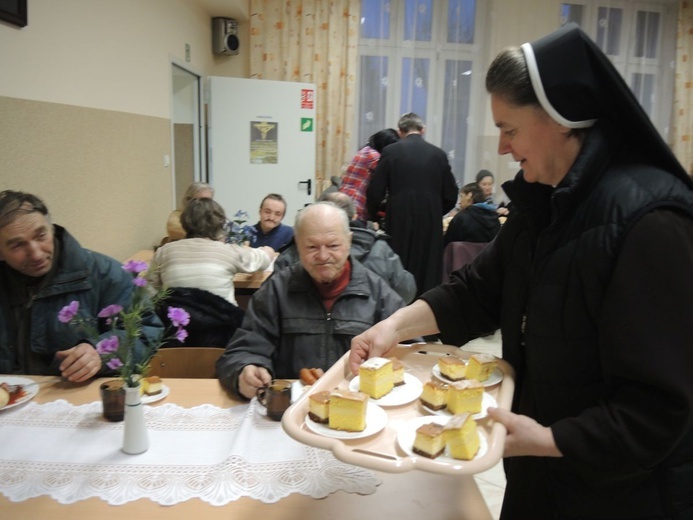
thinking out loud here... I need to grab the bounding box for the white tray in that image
[282,344,515,475]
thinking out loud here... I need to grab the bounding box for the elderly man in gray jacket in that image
[274,191,416,303]
[216,202,406,399]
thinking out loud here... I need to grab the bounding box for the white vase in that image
[122,385,149,455]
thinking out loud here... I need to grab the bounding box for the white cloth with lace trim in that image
[0,399,381,505]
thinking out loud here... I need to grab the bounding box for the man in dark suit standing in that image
[366,113,458,298]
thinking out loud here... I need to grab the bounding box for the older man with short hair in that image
[216,201,406,399]
[275,191,416,303]
[0,190,163,381]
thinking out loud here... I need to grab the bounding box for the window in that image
[356,0,481,183]
[561,1,677,138]
[355,1,677,183]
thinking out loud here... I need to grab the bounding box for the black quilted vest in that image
[497,123,693,519]
[503,124,693,425]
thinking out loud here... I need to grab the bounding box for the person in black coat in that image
[444,184,500,245]
[366,112,458,298]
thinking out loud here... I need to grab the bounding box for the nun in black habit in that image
[349,23,693,519]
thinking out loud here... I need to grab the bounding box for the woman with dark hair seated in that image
[148,198,274,346]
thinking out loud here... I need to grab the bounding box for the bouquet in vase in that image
[225,210,257,246]
[57,260,190,388]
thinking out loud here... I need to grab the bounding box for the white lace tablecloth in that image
[0,399,380,506]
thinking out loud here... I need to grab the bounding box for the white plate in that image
[431,363,503,387]
[397,415,488,462]
[348,373,423,407]
[422,391,497,420]
[0,376,39,410]
[141,384,170,404]
[304,401,388,440]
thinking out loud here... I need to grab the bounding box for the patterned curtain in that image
[249,0,360,195]
[672,0,693,176]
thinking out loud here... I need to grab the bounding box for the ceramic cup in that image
[100,379,125,422]
[256,379,292,421]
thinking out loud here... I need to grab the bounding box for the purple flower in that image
[106,358,123,370]
[175,327,188,343]
[168,307,190,327]
[98,304,123,318]
[132,277,147,288]
[96,335,120,354]
[123,260,148,275]
[58,301,80,324]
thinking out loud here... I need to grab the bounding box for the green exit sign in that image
[300,118,313,132]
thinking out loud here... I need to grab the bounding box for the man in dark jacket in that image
[274,191,416,303]
[216,202,405,399]
[0,190,163,381]
[444,184,501,245]
[366,112,458,298]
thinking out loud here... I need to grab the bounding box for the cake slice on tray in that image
[328,389,369,432]
[412,422,445,459]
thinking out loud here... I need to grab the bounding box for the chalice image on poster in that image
[250,121,278,164]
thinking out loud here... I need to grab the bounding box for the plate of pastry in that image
[140,378,169,404]
[0,376,39,410]
[348,373,423,407]
[304,400,388,440]
[431,362,503,387]
[396,415,488,463]
[422,391,497,420]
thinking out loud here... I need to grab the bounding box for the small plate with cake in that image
[422,391,497,420]
[305,396,388,440]
[431,353,503,387]
[348,373,423,407]
[140,376,169,404]
[397,415,488,463]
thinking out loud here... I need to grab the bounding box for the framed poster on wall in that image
[0,0,28,27]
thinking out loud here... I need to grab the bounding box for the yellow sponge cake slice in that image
[443,413,480,460]
[465,353,498,382]
[438,356,466,381]
[447,379,484,415]
[389,356,405,386]
[329,389,368,432]
[412,422,445,459]
[359,357,394,399]
[420,380,449,411]
[142,376,163,396]
[308,390,330,424]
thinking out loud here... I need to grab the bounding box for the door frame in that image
[170,59,206,209]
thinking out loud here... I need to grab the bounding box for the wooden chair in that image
[148,347,224,379]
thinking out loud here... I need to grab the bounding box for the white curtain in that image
[672,0,693,176]
[248,0,360,194]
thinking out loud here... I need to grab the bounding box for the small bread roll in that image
[0,386,10,408]
[300,368,317,385]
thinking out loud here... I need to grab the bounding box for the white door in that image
[207,77,316,227]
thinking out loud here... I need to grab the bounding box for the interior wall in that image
[0,0,249,261]
[478,0,562,198]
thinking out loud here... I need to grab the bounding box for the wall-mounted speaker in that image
[212,17,239,56]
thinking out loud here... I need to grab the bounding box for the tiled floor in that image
[459,330,505,520]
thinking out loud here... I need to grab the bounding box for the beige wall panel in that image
[173,123,195,206]
[0,96,170,262]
